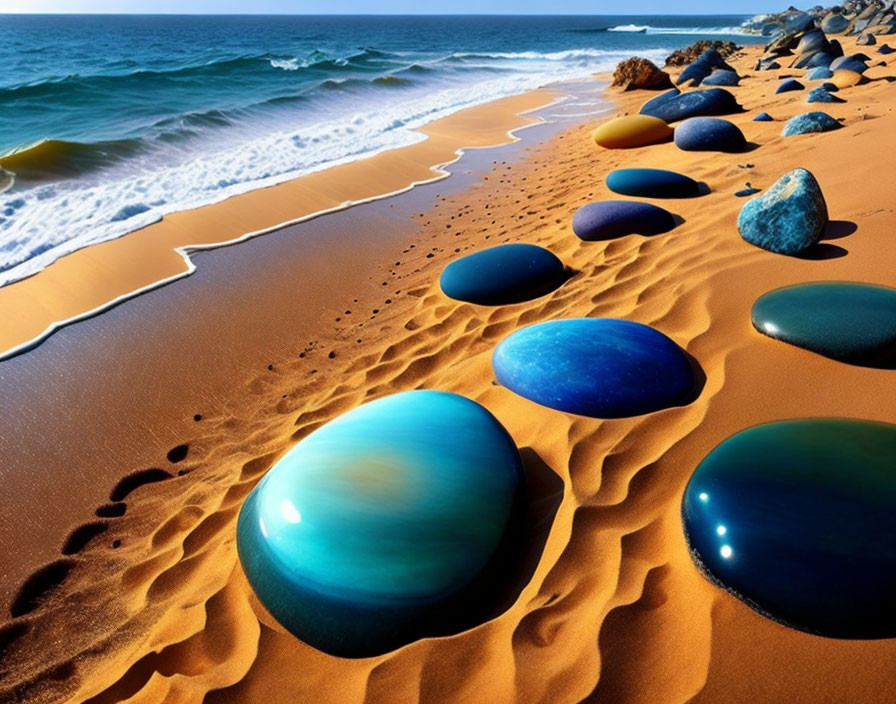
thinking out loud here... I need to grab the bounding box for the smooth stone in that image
[676,49,734,87]
[821,13,850,34]
[605,168,701,198]
[735,185,761,197]
[781,111,842,136]
[439,243,566,306]
[640,87,742,123]
[682,418,896,638]
[753,112,774,121]
[830,69,866,88]
[783,11,815,35]
[592,114,672,149]
[807,86,846,103]
[702,69,740,86]
[674,117,746,153]
[799,50,836,69]
[492,318,697,418]
[879,44,895,54]
[830,55,869,73]
[752,282,896,366]
[776,78,805,93]
[756,58,781,70]
[858,32,877,46]
[819,81,839,92]
[572,201,676,241]
[807,66,834,80]
[737,167,828,254]
[796,28,829,56]
[236,390,524,657]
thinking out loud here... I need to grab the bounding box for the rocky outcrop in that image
[611,57,673,91]
[664,40,740,67]
[744,2,896,39]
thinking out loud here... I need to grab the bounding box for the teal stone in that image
[492,318,699,418]
[781,111,841,137]
[606,168,701,199]
[752,282,896,367]
[807,87,845,103]
[683,419,896,638]
[737,168,828,255]
[237,390,524,657]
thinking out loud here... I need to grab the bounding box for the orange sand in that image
[2,38,896,704]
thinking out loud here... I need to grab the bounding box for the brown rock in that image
[664,40,740,67]
[611,57,673,91]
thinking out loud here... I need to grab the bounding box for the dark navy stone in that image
[676,49,734,87]
[752,282,896,366]
[808,87,846,103]
[821,13,850,34]
[682,418,896,639]
[807,66,834,80]
[820,82,839,92]
[572,201,676,241]
[702,69,740,86]
[737,168,828,254]
[781,111,842,137]
[674,117,746,153]
[783,11,815,35]
[830,55,869,73]
[605,168,701,198]
[735,185,761,197]
[640,88,742,123]
[755,58,781,70]
[439,243,566,306]
[237,390,524,657]
[492,318,698,418]
[776,78,805,93]
[798,51,836,69]
[879,44,895,55]
[753,112,774,122]
[796,28,829,56]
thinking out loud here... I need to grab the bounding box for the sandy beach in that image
[1,28,896,704]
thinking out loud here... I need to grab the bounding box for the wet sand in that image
[2,38,896,704]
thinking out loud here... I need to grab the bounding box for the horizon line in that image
[0,11,766,16]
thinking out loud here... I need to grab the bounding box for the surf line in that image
[0,93,567,362]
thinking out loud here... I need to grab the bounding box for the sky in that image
[2,0,781,14]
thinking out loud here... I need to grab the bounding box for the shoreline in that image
[0,88,563,361]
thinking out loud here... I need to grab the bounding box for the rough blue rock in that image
[830,55,869,73]
[237,390,524,657]
[682,418,896,638]
[640,88,742,123]
[781,111,842,137]
[674,117,747,153]
[807,66,834,80]
[752,282,896,366]
[439,243,566,306]
[492,318,698,418]
[702,69,740,86]
[605,168,701,198]
[753,112,774,122]
[808,86,846,103]
[737,167,828,254]
[572,201,676,241]
[776,78,805,93]
[821,13,850,34]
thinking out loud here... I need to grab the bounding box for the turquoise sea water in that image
[0,15,761,286]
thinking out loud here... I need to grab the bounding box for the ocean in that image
[0,14,762,287]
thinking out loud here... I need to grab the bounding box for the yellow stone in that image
[592,115,673,149]
[830,69,865,89]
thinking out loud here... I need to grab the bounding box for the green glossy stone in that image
[752,282,896,367]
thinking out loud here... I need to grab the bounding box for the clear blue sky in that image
[3,0,781,14]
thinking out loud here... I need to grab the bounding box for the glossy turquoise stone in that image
[752,282,896,367]
[237,390,523,657]
[492,318,699,418]
[682,419,896,638]
[606,168,701,199]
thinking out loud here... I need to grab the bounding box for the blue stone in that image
[605,168,700,198]
[781,111,841,137]
[807,87,845,103]
[753,112,774,122]
[830,55,869,73]
[821,13,850,34]
[776,78,805,93]
[735,186,761,197]
[674,117,746,153]
[783,11,814,35]
[752,282,896,367]
[640,88,742,123]
[796,28,829,56]
[237,390,524,657]
[572,201,676,241]
[676,50,733,87]
[702,69,740,86]
[879,44,895,55]
[439,243,566,306]
[737,168,827,255]
[492,318,698,418]
[807,66,834,80]
[682,418,896,638]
